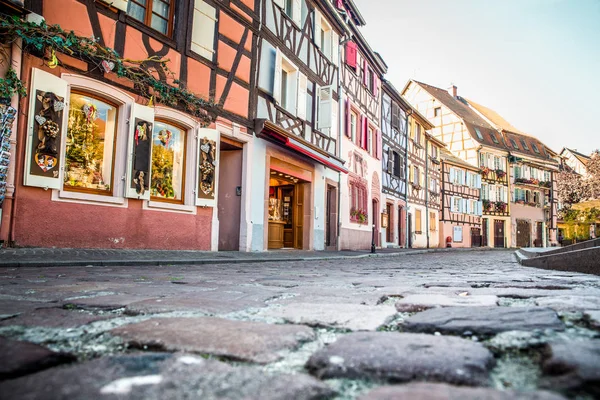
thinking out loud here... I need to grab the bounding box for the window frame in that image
[350,110,358,144]
[53,74,134,208]
[63,89,120,197]
[520,139,530,150]
[434,107,441,118]
[150,118,189,205]
[128,0,176,37]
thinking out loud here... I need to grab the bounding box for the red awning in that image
[258,121,348,174]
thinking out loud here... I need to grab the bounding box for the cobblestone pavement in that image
[0,250,599,399]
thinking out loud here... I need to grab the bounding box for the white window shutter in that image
[125,103,155,200]
[318,86,332,129]
[476,174,482,189]
[191,0,217,60]
[331,30,339,65]
[292,0,301,26]
[451,197,456,213]
[463,170,467,186]
[273,48,282,105]
[489,185,496,201]
[478,201,483,215]
[449,168,455,184]
[23,68,69,190]
[331,99,338,139]
[462,199,467,214]
[297,72,307,120]
[313,8,322,47]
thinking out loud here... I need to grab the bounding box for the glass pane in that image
[65,93,117,192]
[127,2,146,22]
[153,0,170,18]
[151,121,185,201]
[151,15,168,34]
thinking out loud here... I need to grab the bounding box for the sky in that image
[353,0,600,154]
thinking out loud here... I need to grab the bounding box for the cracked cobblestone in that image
[0,250,599,399]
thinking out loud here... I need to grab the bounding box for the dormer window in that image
[532,143,540,154]
[510,139,519,150]
[490,133,499,144]
[474,127,483,140]
[520,139,529,150]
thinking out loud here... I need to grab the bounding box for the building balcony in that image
[514,178,552,190]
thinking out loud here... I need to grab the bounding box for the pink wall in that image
[442,222,472,248]
[13,186,212,249]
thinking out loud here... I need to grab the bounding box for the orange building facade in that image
[0,0,257,250]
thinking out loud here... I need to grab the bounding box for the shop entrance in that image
[268,170,308,250]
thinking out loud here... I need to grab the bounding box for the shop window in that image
[64,92,118,195]
[415,209,422,233]
[191,0,217,61]
[128,0,175,36]
[151,120,186,203]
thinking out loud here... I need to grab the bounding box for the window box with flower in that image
[350,207,368,224]
[495,201,507,212]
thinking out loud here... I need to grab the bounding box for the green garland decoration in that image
[0,15,216,125]
[0,67,26,99]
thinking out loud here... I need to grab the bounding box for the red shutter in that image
[363,117,369,151]
[336,0,344,9]
[359,115,364,148]
[345,41,357,68]
[345,100,351,138]
[376,129,382,160]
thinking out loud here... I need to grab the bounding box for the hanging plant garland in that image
[0,15,217,126]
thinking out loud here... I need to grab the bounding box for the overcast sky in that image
[353,0,600,154]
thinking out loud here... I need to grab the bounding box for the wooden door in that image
[516,220,531,248]
[325,185,337,249]
[398,206,405,247]
[386,203,392,243]
[294,183,304,249]
[494,220,505,248]
[471,228,481,247]
[372,199,380,246]
[482,219,488,247]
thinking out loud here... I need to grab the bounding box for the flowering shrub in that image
[350,208,368,224]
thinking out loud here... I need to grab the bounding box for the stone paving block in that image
[0,352,335,400]
[64,294,157,311]
[0,299,50,320]
[395,294,498,309]
[111,317,315,364]
[535,296,600,311]
[585,310,600,329]
[540,340,600,395]
[359,382,567,400]
[126,289,277,315]
[0,307,109,328]
[0,337,75,380]
[305,332,495,386]
[403,306,564,335]
[260,303,397,331]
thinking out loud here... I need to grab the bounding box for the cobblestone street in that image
[0,250,599,399]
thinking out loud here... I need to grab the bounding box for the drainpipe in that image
[404,109,411,248]
[336,33,349,251]
[425,138,430,249]
[0,38,22,246]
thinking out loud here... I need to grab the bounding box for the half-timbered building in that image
[467,99,560,247]
[403,101,442,249]
[334,0,387,250]
[253,0,348,250]
[439,148,482,248]
[0,0,257,250]
[380,80,408,248]
[402,81,511,248]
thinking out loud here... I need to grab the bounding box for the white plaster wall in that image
[248,139,267,252]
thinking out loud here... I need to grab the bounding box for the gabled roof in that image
[562,148,591,166]
[409,81,506,152]
[465,98,556,163]
[440,148,478,171]
[383,80,433,130]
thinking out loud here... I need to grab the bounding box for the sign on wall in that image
[195,128,219,207]
[23,69,68,190]
[125,103,154,200]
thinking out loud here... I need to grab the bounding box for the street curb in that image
[0,247,512,268]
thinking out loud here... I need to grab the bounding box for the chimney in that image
[448,85,457,97]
